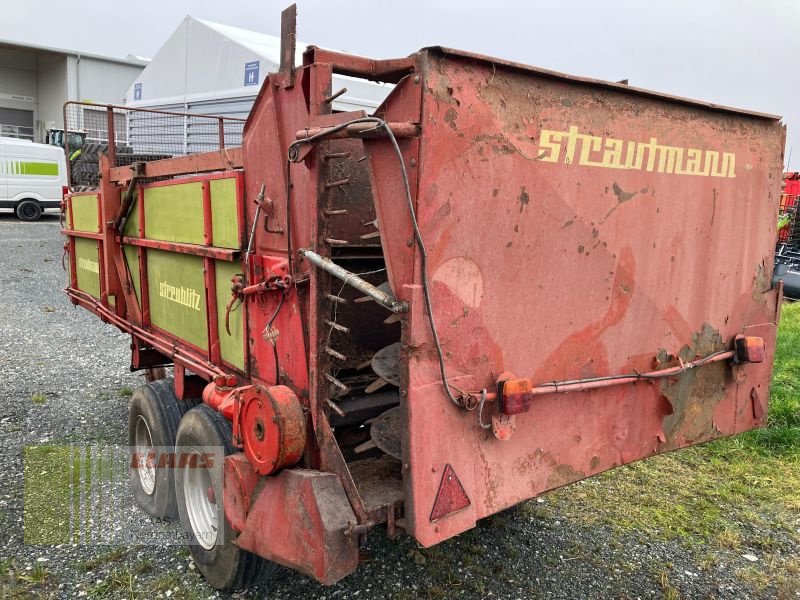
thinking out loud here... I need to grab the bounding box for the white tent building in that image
[125,16,392,151]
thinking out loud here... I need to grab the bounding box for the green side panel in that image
[123,245,141,305]
[210,178,241,249]
[70,194,100,233]
[144,183,204,244]
[18,161,59,176]
[74,238,101,299]
[147,249,208,351]
[216,260,245,371]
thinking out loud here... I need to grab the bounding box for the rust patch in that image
[603,182,639,221]
[518,186,530,212]
[546,464,586,489]
[659,323,727,446]
[435,201,452,219]
[612,182,637,202]
[752,261,769,301]
[711,188,718,226]
[443,107,459,130]
[512,448,556,478]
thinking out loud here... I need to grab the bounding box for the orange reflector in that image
[501,378,533,415]
[734,335,765,364]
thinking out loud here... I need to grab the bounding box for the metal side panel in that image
[234,468,360,585]
[68,193,100,233]
[210,178,240,249]
[74,237,101,300]
[143,182,204,244]
[369,50,786,547]
[215,259,245,371]
[146,249,208,351]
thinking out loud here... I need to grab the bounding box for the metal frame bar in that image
[109,148,244,184]
[120,237,239,261]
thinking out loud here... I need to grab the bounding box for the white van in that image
[0,137,68,221]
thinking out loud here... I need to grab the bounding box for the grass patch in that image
[542,303,800,555]
[86,567,136,599]
[657,567,681,600]
[119,386,134,398]
[31,393,47,404]
[77,548,128,572]
[0,559,55,600]
[82,565,202,600]
[16,563,49,585]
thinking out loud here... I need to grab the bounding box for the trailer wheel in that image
[128,379,198,520]
[16,199,42,222]
[175,405,277,590]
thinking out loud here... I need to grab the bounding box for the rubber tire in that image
[128,379,199,520]
[175,405,278,590]
[16,199,42,222]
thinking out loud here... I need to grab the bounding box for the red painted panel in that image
[369,50,785,547]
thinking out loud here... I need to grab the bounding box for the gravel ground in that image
[0,214,789,599]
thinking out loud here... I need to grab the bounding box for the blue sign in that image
[244,61,260,87]
[133,83,142,101]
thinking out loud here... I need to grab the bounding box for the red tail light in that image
[62,185,69,199]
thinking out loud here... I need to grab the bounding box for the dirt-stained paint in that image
[659,323,727,446]
[545,463,587,489]
[752,261,769,301]
[444,107,459,131]
[518,186,530,212]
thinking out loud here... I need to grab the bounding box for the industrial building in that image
[0,39,146,143]
[125,16,392,123]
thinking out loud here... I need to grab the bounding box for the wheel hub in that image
[183,446,218,550]
[134,416,156,496]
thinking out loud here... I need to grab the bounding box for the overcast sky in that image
[2,0,798,169]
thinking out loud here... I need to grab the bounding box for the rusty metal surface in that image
[64,34,786,584]
[223,453,260,533]
[235,469,360,585]
[318,137,382,249]
[371,342,401,387]
[429,47,781,120]
[302,46,415,83]
[109,148,243,184]
[369,406,402,459]
[239,385,307,475]
[365,49,785,547]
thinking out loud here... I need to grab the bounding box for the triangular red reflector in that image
[430,464,470,522]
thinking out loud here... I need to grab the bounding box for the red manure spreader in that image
[62,8,785,590]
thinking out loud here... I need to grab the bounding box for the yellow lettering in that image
[538,130,563,163]
[535,126,736,179]
[602,138,624,168]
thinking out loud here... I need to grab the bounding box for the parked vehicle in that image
[61,9,785,592]
[772,172,800,298]
[0,137,67,221]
